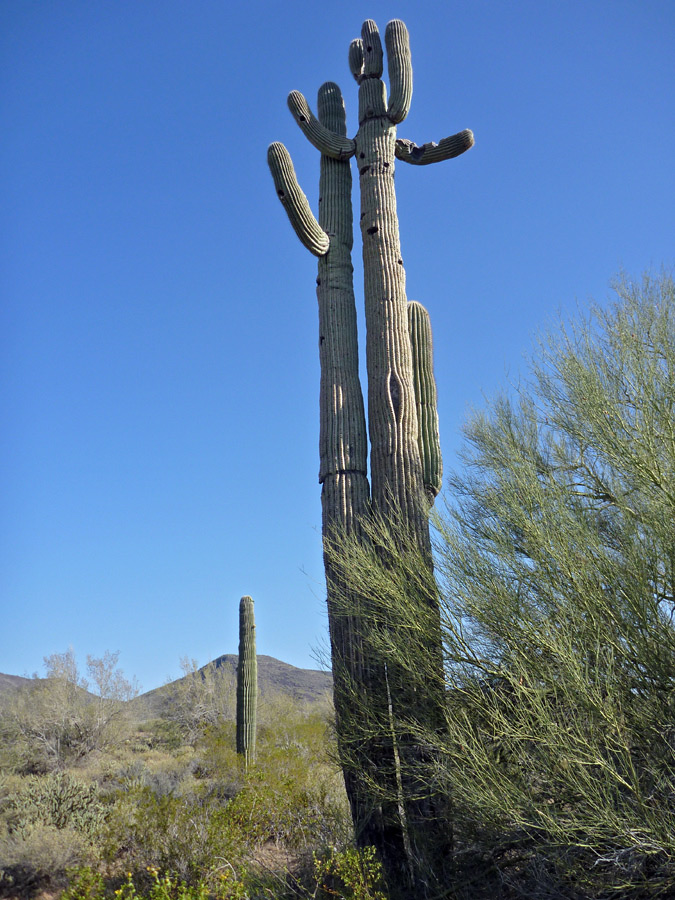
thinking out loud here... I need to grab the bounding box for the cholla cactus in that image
[13,772,104,838]
[236,596,257,767]
[268,19,473,893]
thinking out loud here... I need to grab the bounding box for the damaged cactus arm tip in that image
[395,129,475,165]
[287,90,356,160]
[267,142,329,257]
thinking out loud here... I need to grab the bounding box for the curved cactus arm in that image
[385,20,412,124]
[288,91,356,160]
[395,129,475,165]
[349,39,364,83]
[267,142,330,256]
[361,20,383,78]
[408,301,442,502]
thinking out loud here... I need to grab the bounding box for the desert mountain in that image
[129,655,332,721]
[0,656,332,722]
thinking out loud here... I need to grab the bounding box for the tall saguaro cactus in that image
[236,595,257,767]
[268,19,473,895]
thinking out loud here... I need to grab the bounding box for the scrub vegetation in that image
[0,652,375,900]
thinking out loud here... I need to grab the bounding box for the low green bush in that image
[313,847,387,900]
[9,771,105,839]
[0,825,94,894]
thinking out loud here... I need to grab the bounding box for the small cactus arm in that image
[408,301,442,503]
[236,596,257,767]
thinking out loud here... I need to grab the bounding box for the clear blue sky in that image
[2,0,673,691]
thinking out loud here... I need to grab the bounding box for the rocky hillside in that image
[0,656,332,722]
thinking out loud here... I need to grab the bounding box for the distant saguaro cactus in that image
[236,596,257,767]
[268,18,473,895]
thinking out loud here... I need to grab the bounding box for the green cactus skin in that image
[268,19,472,893]
[236,595,257,767]
[408,301,443,502]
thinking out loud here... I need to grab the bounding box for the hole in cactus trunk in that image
[367,225,379,235]
[389,372,402,417]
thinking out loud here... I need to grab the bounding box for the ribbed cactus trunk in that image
[314,83,376,836]
[236,595,257,768]
[350,27,451,883]
[268,19,473,896]
[353,26,428,543]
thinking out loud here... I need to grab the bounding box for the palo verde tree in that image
[330,271,675,897]
[0,649,138,773]
[268,18,473,894]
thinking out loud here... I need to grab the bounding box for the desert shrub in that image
[0,772,105,895]
[0,824,94,894]
[100,785,246,888]
[60,865,106,900]
[142,720,184,752]
[94,694,349,891]
[312,847,387,900]
[199,700,350,849]
[8,771,105,839]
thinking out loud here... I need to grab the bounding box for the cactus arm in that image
[385,20,412,124]
[395,129,475,165]
[267,142,330,256]
[408,301,442,502]
[361,20,384,78]
[349,39,364,83]
[287,91,356,160]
